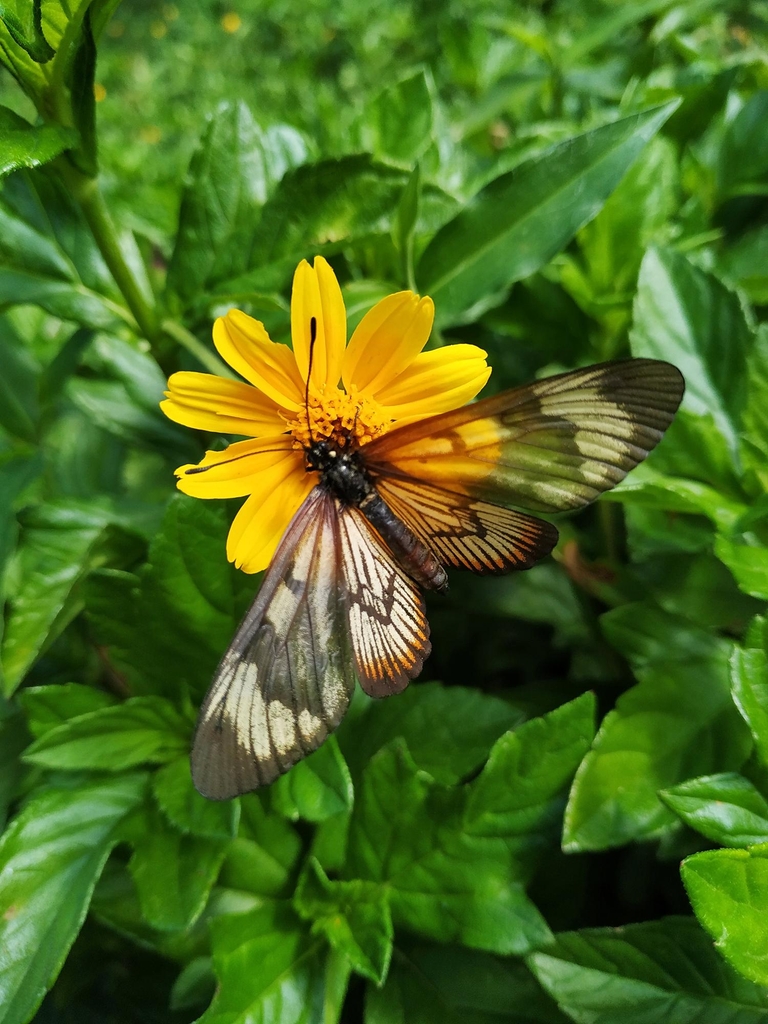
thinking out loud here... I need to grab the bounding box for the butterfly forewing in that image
[374,475,559,574]
[365,359,685,515]
[191,487,354,800]
[336,502,430,697]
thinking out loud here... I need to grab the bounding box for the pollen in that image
[286,384,390,450]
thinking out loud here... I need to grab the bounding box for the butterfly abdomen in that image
[358,490,448,592]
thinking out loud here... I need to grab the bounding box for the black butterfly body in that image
[191,358,684,799]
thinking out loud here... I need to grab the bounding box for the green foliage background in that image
[1,0,768,1021]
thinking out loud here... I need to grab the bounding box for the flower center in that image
[286,384,390,450]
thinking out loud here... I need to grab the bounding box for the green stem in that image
[60,162,159,342]
[161,319,234,378]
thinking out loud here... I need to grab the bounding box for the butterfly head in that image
[305,439,370,505]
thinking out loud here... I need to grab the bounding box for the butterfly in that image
[191,358,684,799]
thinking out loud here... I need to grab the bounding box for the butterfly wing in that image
[365,359,684,515]
[336,501,430,698]
[374,475,559,574]
[191,486,355,800]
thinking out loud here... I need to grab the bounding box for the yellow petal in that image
[161,372,287,436]
[213,309,305,411]
[375,344,491,421]
[290,256,346,391]
[175,436,299,499]
[226,462,316,574]
[342,291,434,396]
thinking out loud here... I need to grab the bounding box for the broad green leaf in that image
[720,227,768,305]
[153,756,239,839]
[219,793,302,898]
[630,246,752,452]
[0,316,38,441]
[347,697,592,955]
[128,802,229,933]
[718,91,768,199]
[364,68,434,166]
[295,858,392,985]
[0,1,53,61]
[715,537,768,601]
[0,698,28,829]
[84,496,253,701]
[273,737,353,824]
[367,942,567,1024]
[171,957,216,1013]
[564,638,751,851]
[22,695,190,770]
[0,106,74,178]
[528,916,768,1023]
[0,773,147,1024]
[1,500,144,695]
[198,902,326,1024]
[340,681,523,785]
[600,603,723,671]
[166,101,307,309]
[417,102,677,327]
[18,682,115,739]
[730,626,768,766]
[742,325,768,487]
[683,845,768,987]
[661,773,768,847]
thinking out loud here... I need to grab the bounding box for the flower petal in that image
[226,462,316,574]
[342,291,434,396]
[161,372,287,436]
[175,436,299,499]
[375,344,491,421]
[213,309,305,411]
[290,256,346,391]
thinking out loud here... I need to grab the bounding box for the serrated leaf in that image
[23,695,190,770]
[0,773,147,1024]
[273,737,353,823]
[295,858,392,985]
[418,102,678,327]
[18,683,116,739]
[153,756,239,839]
[219,794,302,898]
[661,772,768,847]
[528,916,768,1023]
[683,846,768,988]
[0,107,75,178]
[0,1,54,61]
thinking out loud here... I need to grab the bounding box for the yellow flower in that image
[161,257,491,574]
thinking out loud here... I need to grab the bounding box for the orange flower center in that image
[286,385,390,450]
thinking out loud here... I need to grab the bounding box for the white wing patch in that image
[336,502,430,697]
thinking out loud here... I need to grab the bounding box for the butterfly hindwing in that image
[365,359,685,514]
[336,501,430,697]
[374,475,559,574]
[191,486,354,800]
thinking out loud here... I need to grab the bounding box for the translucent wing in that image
[191,486,354,800]
[374,475,558,574]
[364,359,684,514]
[336,502,430,698]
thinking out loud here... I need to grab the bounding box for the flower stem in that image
[161,319,234,378]
[60,162,159,342]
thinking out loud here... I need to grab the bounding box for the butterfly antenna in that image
[306,316,317,445]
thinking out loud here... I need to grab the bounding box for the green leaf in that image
[341,681,523,785]
[630,246,752,452]
[730,624,768,767]
[719,227,768,305]
[166,101,307,309]
[0,315,39,441]
[295,858,392,985]
[0,0,54,61]
[683,845,768,987]
[128,801,229,933]
[564,633,751,851]
[367,942,567,1024]
[0,106,75,178]
[0,698,28,829]
[1,500,144,695]
[18,682,116,739]
[273,737,353,824]
[417,102,678,328]
[153,756,239,839]
[742,324,768,487]
[718,91,768,199]
[364,68,434,166]
[219,794,302,899]
[198,902,326,1024]
[528,916,768,1023]
[661,772,768,847]
[0,773,147,1024]
[22,695,190,771]
[715,537,768,601]
[170,957,216,1013]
